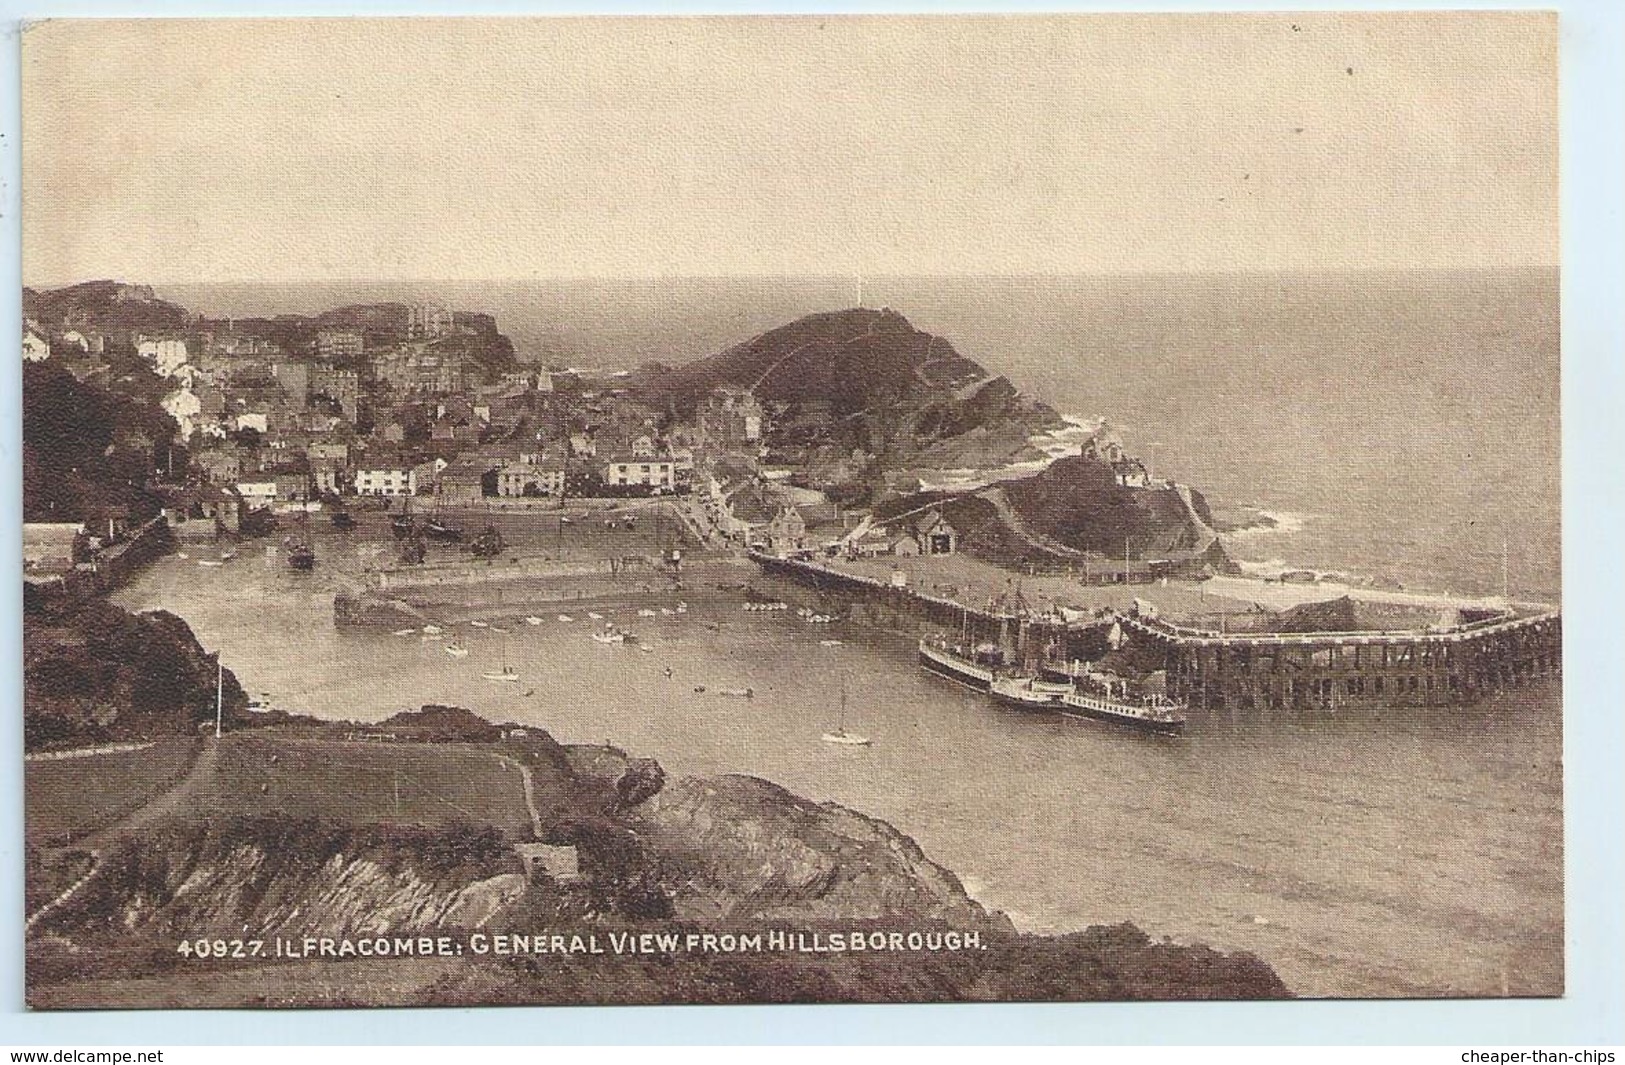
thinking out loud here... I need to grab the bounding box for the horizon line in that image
[25,264,1561,290]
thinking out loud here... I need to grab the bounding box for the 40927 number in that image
[176,938,264,959]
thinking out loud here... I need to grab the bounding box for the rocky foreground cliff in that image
[28,706,1289,1007]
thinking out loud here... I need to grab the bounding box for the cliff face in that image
[23,597,249,751]
[624,774,1004,928]
[27,709,1290,1006]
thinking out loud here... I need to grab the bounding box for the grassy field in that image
[190,734,537,840]
[25,737,202,846]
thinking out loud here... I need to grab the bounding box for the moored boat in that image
[1060,688,1186,736]
[988,674,1074,709]
[917,637,997,692]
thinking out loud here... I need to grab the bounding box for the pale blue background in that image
[1,0,1619,1046]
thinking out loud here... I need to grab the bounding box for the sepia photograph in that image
[18,13,1561,1010]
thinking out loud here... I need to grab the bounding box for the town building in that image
[271,361,310,405]
[272,468,313,505]
[603,455,676,492]
[316,330,365,358]
[406,304,455,339]
[761,506,807,555]
[354,465,417,497]
[136,337,190,378]
[236,480,278,508]
[910,510,958,556]
[22,327,51,363]
[309,363,361,422]
[702,388,764,446]
[194,448,244,486]
[307,441,349,465]
[194,484,244,534]
[497,457,567,497]
[437,459,493,504]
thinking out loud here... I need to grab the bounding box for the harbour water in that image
[114,539,1562,999]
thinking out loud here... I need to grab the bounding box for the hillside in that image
[875,455,1227,568]
[630,307,1062,471]
[190,303,518,381]
[24,281,190,335]
[22,361,183,523]
[22,596,249,751]
[27,709,1290,1007]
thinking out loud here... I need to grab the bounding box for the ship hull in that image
[918,643,993,692]
[988,680,1071,711]
[1059,696,1185,736]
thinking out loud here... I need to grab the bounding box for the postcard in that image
[20,13,1560,1008]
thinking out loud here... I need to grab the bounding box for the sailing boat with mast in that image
[483,632,519,682]
[821,674,871,746]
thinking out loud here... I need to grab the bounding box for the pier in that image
[750,551,1562,711]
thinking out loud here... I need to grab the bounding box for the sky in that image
[21,13,1558,284]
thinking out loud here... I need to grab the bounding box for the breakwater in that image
[335,555,751,626]
[23,516,174,609]
[1127,610,1562,712]
[750,551,1562,711]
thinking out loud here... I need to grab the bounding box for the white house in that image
[236,481,278,507]
[235,411,270,435]
[354,467,417,497]
[603,456,675,491]
[161,386,203,441]
[137,337,190,378]
[22,327,49,362]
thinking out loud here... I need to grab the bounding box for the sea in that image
[137,271,1563,998]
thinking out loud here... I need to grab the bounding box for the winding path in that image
[495,754,544,840]
[28,736,223,931]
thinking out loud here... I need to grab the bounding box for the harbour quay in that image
[749,550,1562,713]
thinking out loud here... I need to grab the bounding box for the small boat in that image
[557,614,574,623]
[587,612,604,620]
[423,519,464,544]
[525,616,544,626]
[661,607,675,616]
[675,602,689,614]
[483,668,520,683]
[819,639,843,647]
[717,687,754,699]
[393,628,418,637]
[422,625,444,635]
[444,641,470,658]
[640,644,656,654]
[592,627,627,644]
[246,693,278,715]
[490,626,510,634]
[198,559,224,568]
[177,552,190,560]
[822,677,871,746]
[638,608,658,618]
[470,620,490,629]
[219,549,237,561]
